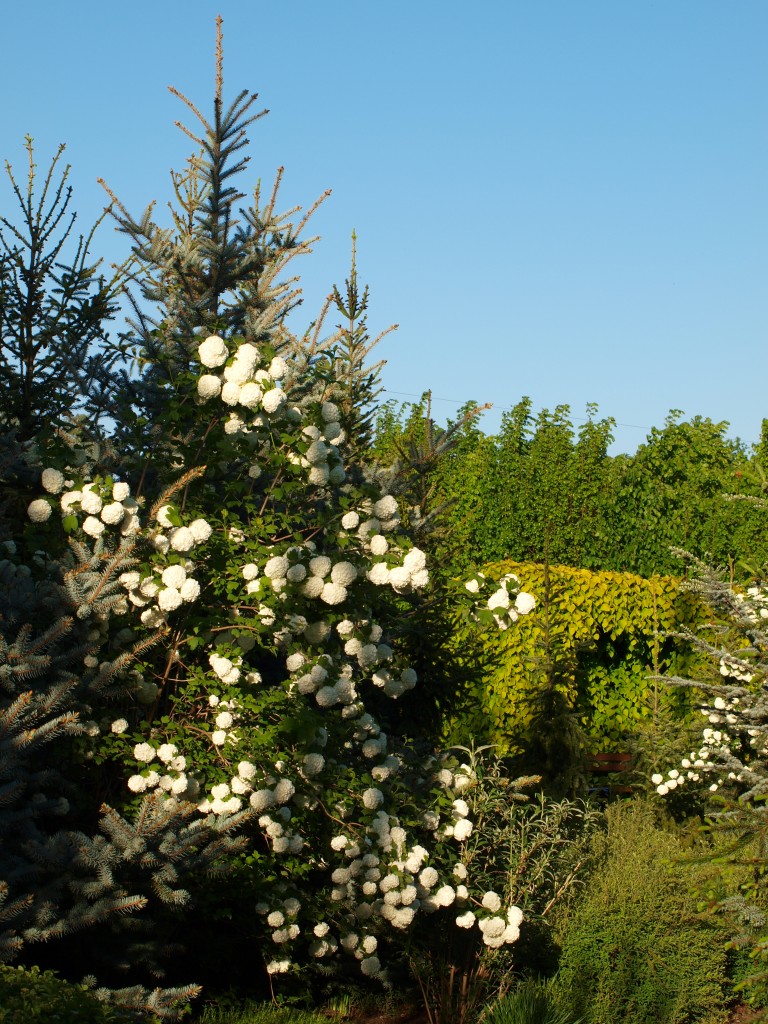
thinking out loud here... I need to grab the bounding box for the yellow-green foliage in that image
[447,560,707,754]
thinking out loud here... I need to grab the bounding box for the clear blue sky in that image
[2,2,765,453]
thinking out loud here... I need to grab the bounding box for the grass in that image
[196,1002,331,1024]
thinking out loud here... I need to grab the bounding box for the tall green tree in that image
[0,138,124,442]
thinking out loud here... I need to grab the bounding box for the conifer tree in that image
[0,437,250,1017]
[0,138,125,442]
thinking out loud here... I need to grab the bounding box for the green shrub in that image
[0,964,152,1023]
[552,800,733,1024]
[481,979,583,1024]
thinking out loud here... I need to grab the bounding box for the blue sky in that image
[1,2,765,453]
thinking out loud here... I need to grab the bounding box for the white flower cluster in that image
[29,474,141,539]
[127,741,198,801]
[288,405,346,487]
[196,336,348,487]
[197,335,288,416]
[366,543,429,593]
[342,495,401,538]
[653,694,747,796]
[745,585,768,622]
[464,571,536,631]
[287,763,523,963]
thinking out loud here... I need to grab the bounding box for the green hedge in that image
[444,560,707,755]
[0,965,150,1024]
[553,801,734,1024]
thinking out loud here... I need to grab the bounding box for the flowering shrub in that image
[648,557,768,1009]
[12,40,546,1004]
[403,749,600,1024]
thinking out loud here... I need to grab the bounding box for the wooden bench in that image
[586,752,634,796]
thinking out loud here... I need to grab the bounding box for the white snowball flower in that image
[220,381,241,406]
[302,576,325,598]
[197,374,222,400]
[180,578,201,602]
[198,335,229,367]
[321,401,339,422]
[274,779,295,804]
[265,555,289,579]
[212,730,228,746]
[60,490,82,512]
[266,959,290,975]
[286,653,305,673]
[388,567,411,591]
[507,906,524,928]
[128,775,148,793]
[269,356,288,379]
[113,482,130,501]
[262,388,286,414]
[410,568,430,588]
[363,788,384,810]
[419,867,439,889]
[286,564,307,583]
[27,499,52,523]
[101,501,125,525]
[369,535,389,556]
[480,916,506,940]
[111,718,129,734]
[157,505,176,528]
[216,711,234,729]
[488,588,510,611]
[140,606,165,628]
[158,588,183,612]
[309,556,332,578]
[435,885,456,907]
[309,465,330,486]
[162,565,187,589]
[80,489,103,515]
[331,562,357,586]
[456,911,476,929]
[82,515,106,538]
[515,592,536,614]
[360,956,381,978]
[367,563,390,586]
[373,495,398,519]
[454,815,473,839]
[170,527,195,552]
[403,547,427,572]
[303,753,325,776]
[321,582,347,605]
[482,891,502,912]
[341,511,360,530]
[189,519,212,543]
[133,743,156,763]
[238,382,263,408]
[41,468,65,494]
[306,440,328,465]
[250,789,275,812]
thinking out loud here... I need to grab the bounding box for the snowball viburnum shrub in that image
[24,324,545,987]
[650,567,768,805]
[21,53,546,985]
